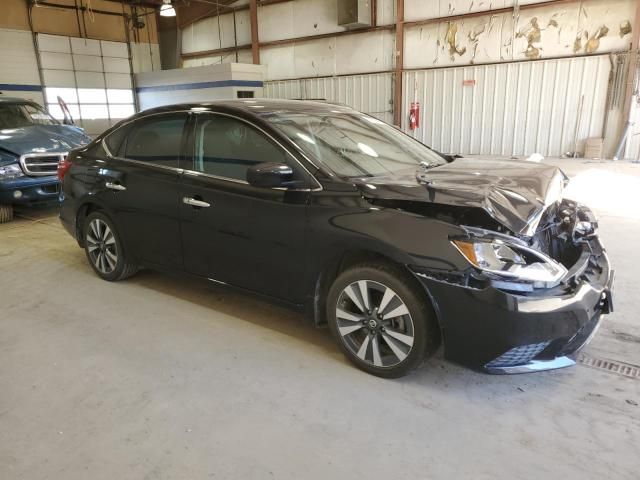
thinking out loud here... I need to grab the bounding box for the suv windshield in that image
[264,110,446,178]
[0,103,59,129]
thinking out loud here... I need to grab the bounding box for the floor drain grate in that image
[577,353,640,379]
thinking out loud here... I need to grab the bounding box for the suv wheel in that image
[327,263,439,378]
[84,211,138,281]
[0,204,13,223]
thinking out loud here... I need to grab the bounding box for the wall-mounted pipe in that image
[393,0,404,126]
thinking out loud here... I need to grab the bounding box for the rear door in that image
[179,112,311,302]
[99,112,187,269]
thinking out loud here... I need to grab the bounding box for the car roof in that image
[136,99,356,118]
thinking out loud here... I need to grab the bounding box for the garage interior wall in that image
[0,0,160,135]
[180,0,639,160]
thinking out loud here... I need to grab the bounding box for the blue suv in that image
[0,96,91,222]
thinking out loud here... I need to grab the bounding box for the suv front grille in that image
[19,153,67,177]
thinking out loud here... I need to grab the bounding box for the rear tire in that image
[0,204,13,223]
[327,262,439,378]
[83,211,138,281]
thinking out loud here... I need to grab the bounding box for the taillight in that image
[57,156,72,181]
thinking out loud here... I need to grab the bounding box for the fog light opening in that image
[13,190,23,199]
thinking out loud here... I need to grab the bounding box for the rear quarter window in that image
[104,124,131,156]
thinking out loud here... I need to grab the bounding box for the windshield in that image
[264,111,446,178]
[0,103,59,129]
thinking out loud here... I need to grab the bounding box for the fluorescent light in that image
[160,0,176,17]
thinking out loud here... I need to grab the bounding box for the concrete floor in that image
[1,159,639,480]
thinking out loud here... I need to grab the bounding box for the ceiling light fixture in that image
[160,0,176,17]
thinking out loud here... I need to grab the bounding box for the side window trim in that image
[187,111,321,191]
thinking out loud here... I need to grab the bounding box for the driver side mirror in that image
[247,162,293,188]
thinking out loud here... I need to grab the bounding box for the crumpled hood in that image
[0,124,91,156]
[353,157,567,236]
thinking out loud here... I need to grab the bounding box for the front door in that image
[179,112,310,302]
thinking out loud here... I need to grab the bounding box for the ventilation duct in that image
[337,0,372,29]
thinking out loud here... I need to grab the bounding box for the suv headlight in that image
[0,163,24,180]
[452,236,567,289]
[0,150,23,180]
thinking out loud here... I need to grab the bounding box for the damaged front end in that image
[450,199,607,295]
[408,199,614,374]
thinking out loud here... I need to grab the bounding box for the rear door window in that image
[124,114,187,168]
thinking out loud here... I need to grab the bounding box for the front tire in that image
[327,263,439,378]
[0,204,13,223]
[83,212,138,281]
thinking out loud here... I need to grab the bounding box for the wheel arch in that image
[310,248,443,343]
[74,200,128,252]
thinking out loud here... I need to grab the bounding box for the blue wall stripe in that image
[0,83,43,92]
[136,80,263,93]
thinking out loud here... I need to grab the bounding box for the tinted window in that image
[125,115,186,167]
[194,115,289,181]
[104,124,130,155]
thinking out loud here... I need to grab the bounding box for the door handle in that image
[105,182,126,191]
[183,196,211,208]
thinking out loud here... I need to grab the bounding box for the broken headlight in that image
[0,151,23,180]
[452,236,567,290]
[0,163,24,180]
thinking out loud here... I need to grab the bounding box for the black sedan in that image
[59,100,614,378]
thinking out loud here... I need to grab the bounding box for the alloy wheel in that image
[335,280,415,368]
[86,218,118,274]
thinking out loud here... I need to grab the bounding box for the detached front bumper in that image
[412,242,614,374]
[0,176,60,204]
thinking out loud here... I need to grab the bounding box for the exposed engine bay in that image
[370,196,603,295]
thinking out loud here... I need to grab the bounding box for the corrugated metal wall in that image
[627,61,640,160]
[264,73,394,124]
[402,55,615,157]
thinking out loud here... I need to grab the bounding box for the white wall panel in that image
[75,71,105,88]
[404,0,636,69]
[259,0,343,43]
[105,73,132,89]
[262,30,393,81]
[0,29,41,86]
[101,41,129,58]
[402,55,612,157]
[73,54,103,72]
[261,45,296,80]
[405,0,510,21]
[335,30,394,75]
[42,69,76,87]
[70,37,101,55]
[39,52,73,71]
[103,57,131,74]
[182,12,250,54]
[130,42,161,73]
[38,34,71,53]
[182,49,253,68]
[264,72,394,124]
[377,0,395,26]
